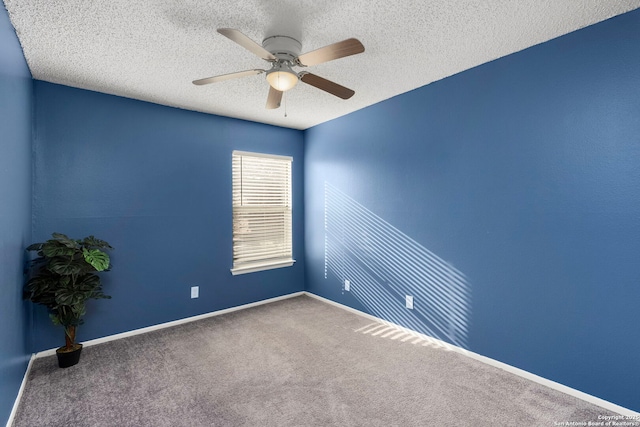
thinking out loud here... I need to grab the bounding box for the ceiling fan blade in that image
[300,72,355,99]
[217,28,276,61]
[266,86,283,109]
[296,38,364,67]
[192,69,264,85]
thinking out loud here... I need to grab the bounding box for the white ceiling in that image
[4,1,640,130]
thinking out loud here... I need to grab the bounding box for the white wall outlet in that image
[406,295,414,309]
[344,279,350,291]
[191,286,199,299]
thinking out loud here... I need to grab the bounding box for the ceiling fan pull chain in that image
[284,91,288,118]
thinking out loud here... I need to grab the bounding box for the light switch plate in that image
[191,286,199,299]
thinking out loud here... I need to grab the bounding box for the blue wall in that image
[31,82,305,351]
[4,3,639,418]
[305,9,640,411]
[0,4,32,425]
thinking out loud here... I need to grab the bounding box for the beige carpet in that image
[12,295,616,426]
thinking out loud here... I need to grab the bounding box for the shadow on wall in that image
[324,182,471,349]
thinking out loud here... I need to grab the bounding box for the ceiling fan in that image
[193,28,365,109]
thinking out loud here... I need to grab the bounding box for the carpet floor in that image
[12,295,617,426]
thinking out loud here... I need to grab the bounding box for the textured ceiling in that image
[4,1,640,130]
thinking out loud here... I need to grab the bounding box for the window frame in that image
[231,150,295,275]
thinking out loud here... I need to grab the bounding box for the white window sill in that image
[231,259,296,276]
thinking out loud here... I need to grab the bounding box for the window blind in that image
[231,151,294,275]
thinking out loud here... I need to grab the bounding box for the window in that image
[231,151,295,275]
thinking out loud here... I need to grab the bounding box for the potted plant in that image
[24,232,113,368]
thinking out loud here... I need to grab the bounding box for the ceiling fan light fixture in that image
[266,65,298,92]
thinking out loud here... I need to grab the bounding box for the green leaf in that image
[76,274,100,288]
[52,232,78,248]
[55,294,72,306]
[50,314,61,325]
[42,243,76,258]
[25,275,58,306]
[27,257,47,271]
[72,302,86,318]
[82,235,113,250]
[26,243,43,251]
[48,257,84,275]
[83,249,110,271]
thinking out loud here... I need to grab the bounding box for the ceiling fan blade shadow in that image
[218,28,276,61]
[266,86,283,109]
[193,69,264,85]
[296,38,364,67]
[300,72,355,99]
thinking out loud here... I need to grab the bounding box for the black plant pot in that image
[56,344,83,368]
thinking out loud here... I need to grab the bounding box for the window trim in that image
[230,150,295,275]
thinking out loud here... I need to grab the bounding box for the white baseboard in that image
[6,353,35,427]
[33,291,305,358]
[303,291,640,418]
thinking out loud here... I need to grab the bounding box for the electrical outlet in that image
[191,286,199,299]
[344,279,350,291]
[406,295,414,309]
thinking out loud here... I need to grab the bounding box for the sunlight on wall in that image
[324,183,471,349]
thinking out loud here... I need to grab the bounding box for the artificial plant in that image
[24,232,113,352]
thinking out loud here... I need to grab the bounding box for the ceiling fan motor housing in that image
[262,35,302,62]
